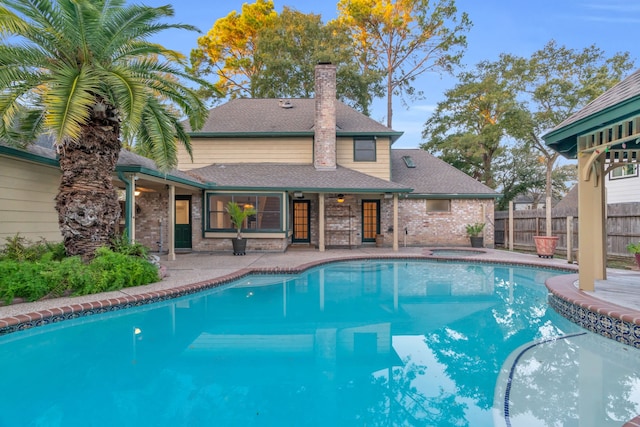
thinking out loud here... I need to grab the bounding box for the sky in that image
[144,0,640,148]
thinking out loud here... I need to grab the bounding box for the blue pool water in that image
[1,260,639,426]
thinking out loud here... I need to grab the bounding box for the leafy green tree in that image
[0,0,208,260]
[253,7,382,114]
[335,0,471,127]
[502,40,634,203]
[421,61,519,188]
[191,2,381,113]
[190,0,276,100]
[492,143,577,211]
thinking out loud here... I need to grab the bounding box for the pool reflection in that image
[1,260,639,426]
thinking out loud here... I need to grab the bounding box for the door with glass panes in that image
[361,200,380,243]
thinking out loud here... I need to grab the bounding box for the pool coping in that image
[546,274,640,349]
[0,252,575,336]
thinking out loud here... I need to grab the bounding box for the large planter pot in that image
[231,238,247,256]
[470,236,484,248]
[533,236,559,258]
[634,253,640,269]
[375,234,384,247]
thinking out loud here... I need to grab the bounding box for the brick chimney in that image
[314,63,337,170]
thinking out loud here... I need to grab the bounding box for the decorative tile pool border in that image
[546,274,640,349]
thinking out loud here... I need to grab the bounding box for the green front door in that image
[175,196,192,249]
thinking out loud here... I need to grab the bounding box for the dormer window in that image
[354,137,376,162]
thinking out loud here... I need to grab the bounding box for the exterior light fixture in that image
[337,194,345,203]
[294,191,304,199]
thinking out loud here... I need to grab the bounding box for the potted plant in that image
[533,199,558,258]
[226,201,256,255]
[626,241,640,269]
[465,223,485,248]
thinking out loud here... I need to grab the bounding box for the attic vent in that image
[402,155,415,168]
[278,99,293,109]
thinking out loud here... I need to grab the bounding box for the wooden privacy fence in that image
[494,202,640,260]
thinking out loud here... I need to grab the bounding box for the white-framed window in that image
[426,199,450,212]
[610,163,637,180]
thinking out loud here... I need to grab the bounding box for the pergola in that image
[544,69,640,291]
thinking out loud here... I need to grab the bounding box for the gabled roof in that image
[187,163,412,193]
[188,98,403,142]
[390,149,499,198]
[544,69,640,158]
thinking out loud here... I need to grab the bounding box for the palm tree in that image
[0,0,208,260]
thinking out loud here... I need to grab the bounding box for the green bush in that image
[0,235,160,304]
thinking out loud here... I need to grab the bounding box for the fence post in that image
[567,216,573,263]
[508,201,514,251]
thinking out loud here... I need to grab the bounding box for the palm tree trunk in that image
[55,103,121,261]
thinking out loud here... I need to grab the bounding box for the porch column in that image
[168,184,176,261]
[577,150,606,290]
[127,173,136,243]
[393,194,399,251]
[319,193,326,252]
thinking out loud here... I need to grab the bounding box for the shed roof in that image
[187,163,411,193]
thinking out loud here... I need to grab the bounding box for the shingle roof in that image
[390,149,499,196]
[187,163,411,192]
[551,69,640,131]
[0,141,201,185]
[188,98,402,139]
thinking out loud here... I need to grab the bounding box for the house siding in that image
[0,156,62,245]
[606,174,640,204]
[177,137,313,170]
[337,137,391,180]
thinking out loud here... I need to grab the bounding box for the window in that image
[207,193,282,231]
[610,164,637,179]
[426,199,450,212]
[354,138,376,162]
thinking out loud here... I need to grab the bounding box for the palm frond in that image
[136,97,179,171]
[43,65,97,142]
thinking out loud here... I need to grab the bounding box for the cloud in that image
[578,2,640,23]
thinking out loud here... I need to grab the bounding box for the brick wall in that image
[134,191,494,253]
[314,63,337,170]
[390,198,495,247]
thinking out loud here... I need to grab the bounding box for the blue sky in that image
[145,0,639,148]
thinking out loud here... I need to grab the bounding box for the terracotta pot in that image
[533,236,559,258]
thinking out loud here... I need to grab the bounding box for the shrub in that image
[0,236,160,304]
[74,247,159,295]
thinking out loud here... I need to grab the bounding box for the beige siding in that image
[0,156,62,245]
[336,137,391,180]
[177,137,314,170]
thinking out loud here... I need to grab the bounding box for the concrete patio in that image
[0,247,638,322]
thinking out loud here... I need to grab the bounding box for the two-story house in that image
[0,64,499,255]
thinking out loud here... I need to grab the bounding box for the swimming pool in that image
[1,259,639,426]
